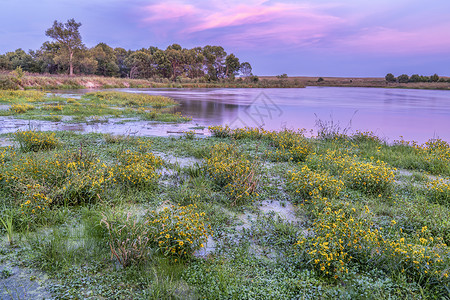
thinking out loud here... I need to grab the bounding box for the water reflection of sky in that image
[1,87,449,143]
[122,87,450,143]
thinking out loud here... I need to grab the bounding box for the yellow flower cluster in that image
[113,150,163,187]
[395,137,450,175]
[296,197,449,283]
[41,104,63,111]
[308,150,395,195]
[0,90,45,102]
[148,204,212,259]
[208,126,312,162]
[266,129,312,162]
[14,130,60,152]
[205,142,259,205]
[9,103,35,114]
[287,165,344,200]
[1,139,163,208]
[426,177,450,204]
[19,184,52,218]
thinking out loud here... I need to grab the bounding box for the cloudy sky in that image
[0,0,449,76]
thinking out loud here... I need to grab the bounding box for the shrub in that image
[209,125,232,138]
[426,178,450,205]
[267,129,312,162]
[19,183,52,221]
[112,150,163,188]
[14,130,60,152]
[296,200,450,288]
[148,204,212,260]
[101,212,151,267]
[307,150,395,196]
[287,165,344,201]
[9,103,34,114]
[205,143,260,205]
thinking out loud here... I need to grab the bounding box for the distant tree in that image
[277,74,288,79]
[397,74,409,83]
[91,43,119,77]
[225,54,240,79]
[240,62,252,77]
[385,73,396,82]
[114,47,131,78]
[317,77,324,82]
[203,45,227,80]
[409,74,420,82]
[45,18,83,76]
[4,49,36,72]
[430,73,439,82]
[34,41,63,74]
[125,50,153,78]
[0,54,10,70]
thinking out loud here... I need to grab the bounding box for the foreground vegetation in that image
[0,124,449,299]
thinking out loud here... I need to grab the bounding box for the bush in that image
[267,129,312,162]
[307,150,395,196]
[14,130,60,152]
[287,165,344,201]
[101,212,151,267]
[426,178,450,205]
[205,142,260,205]
[112,150,163,188]
[9,103,34,114]
[148,204,212,260]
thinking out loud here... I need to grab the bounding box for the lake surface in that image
[123,87,450,143]
[2,87,449,143]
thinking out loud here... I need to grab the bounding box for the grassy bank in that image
[0,125,449,299]
[260,76,450,90]
[2,72,449,90]
[0,73,305,90]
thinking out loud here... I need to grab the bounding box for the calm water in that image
[123,87,450,143]
[1,87,449,143]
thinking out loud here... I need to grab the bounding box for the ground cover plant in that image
[0,90,191,124]
[0,126,449,299]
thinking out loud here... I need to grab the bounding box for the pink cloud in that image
[137,0,450,55]
[140,1,346,48]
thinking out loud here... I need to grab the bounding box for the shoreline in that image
[1,73,449,90]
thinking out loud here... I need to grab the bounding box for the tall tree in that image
[45,19,83,76]
[240,62,252,77]
[225,54,240,79]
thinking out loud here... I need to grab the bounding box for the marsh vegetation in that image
[0,118,449,298]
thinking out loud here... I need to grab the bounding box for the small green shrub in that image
[14,130,60,152]
[148,204,212,260]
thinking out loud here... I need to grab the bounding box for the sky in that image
[0,0,449,76]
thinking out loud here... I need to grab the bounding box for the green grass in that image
[0,90,191,124]
[0,128,449,299]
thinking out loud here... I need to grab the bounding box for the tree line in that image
[385,73,448,83]
[0,19,254,81]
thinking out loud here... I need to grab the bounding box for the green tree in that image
[45,18,83,76]
[240,62,252,77]
[225,54,240,79]
[385,73,396,82]
[397,74,409,83]
[409,74,420,82]
[114,47,131,78]
[5,49,36,72]
[91,43,119,77]
[430,73,439,82]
